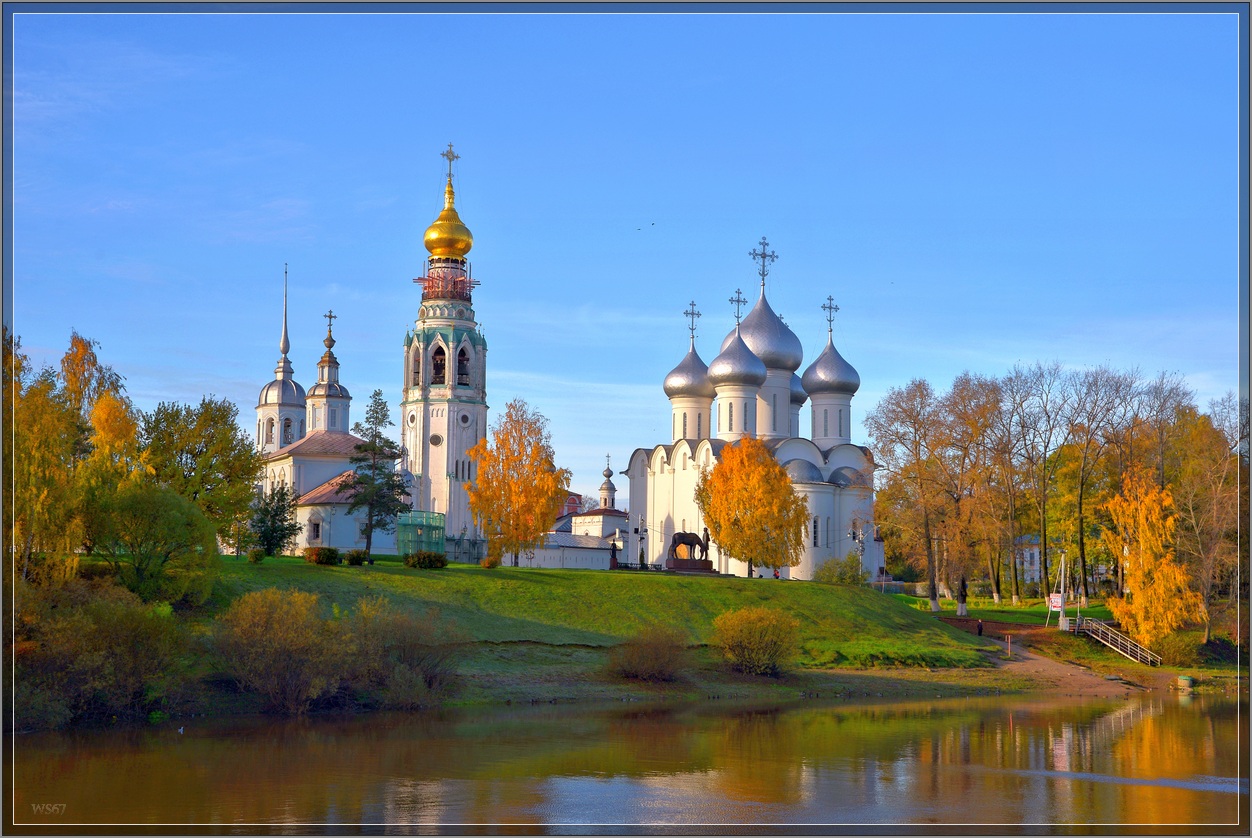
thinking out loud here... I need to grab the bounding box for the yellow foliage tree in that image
[1101,468,1202,648]
[693,437,808,575]
[466,399,571,567]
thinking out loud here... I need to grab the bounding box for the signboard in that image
[1048,593,1063,611]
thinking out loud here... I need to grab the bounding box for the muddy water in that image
[11,694,1246,832]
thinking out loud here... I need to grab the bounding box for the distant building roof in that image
[298,472,355,506]
[543,532,615,550]
[572,507,629,519]
[267,429,366,461]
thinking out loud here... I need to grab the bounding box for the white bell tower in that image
[400,144,488,556]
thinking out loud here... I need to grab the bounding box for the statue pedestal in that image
[665,558,714,573]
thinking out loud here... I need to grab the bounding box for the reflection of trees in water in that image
[12,699,1241,827]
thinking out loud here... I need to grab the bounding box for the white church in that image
[252,148,884,576]
[624,242,886,581]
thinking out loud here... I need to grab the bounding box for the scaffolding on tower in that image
[414,258,480,303]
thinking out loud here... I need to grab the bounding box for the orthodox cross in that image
[605,454,612,471]
[729,288,747,324]
[441,143,460,178]
[748,236,778,290]
[822,295,839,334]
[683,300,701,339]
[324,309,337,332]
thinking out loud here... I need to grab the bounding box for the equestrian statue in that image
[668,527,710,560]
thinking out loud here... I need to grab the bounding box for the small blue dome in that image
[790,373,807,406]
[782,458,823,483]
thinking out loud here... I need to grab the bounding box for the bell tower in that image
[400,144,488,555]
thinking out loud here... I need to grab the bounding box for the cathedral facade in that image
[625,244,885,580]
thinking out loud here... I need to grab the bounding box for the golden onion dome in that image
[423,177,474,259]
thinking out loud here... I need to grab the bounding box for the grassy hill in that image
[211,557,992,669]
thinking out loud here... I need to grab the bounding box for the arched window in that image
[839,408,844,437]
[329,407,337,429]
[682,453,688,470]
[682,412,688,439]
[265,418,275,444]
[697,413,703,439]
[282,418,293,444]
[457,348,470,386]
[771,393,777,431]
[411,349,422,386]
[299,419,305,437]
[745,401,752,432]
[431,346,447,385]
[823,409,829,437]
[812,518,819,547]
[728,402,734,433]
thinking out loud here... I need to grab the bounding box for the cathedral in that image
[625,242,885,580]
[253,145,486,557]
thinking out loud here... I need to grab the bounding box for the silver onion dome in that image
[307,380,351,399]
[663,340,716,399]
[721,292,803,372]
[782,458,823,483]
[258,376,306,408]
[790,373,807,406]
[801,334,860,396]
[708,328,767,388]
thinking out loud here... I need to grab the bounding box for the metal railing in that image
[1071,617,1162,666]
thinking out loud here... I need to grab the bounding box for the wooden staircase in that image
[1068,617,1161,666]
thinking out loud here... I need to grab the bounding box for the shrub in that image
[213,588,344,715]
[404,551,448,569]
[303,546,340,565]
[345,549,369,567]
[77,562,117,581]
[712,606,800,677]
[343,597,464,706]
[480,554,501,569]
[247,547,266,564]
[14,579,187,729]
[812,552,869,586]
[1155,631,1202,667]
[609,625,688,682]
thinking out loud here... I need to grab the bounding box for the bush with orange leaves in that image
[712,606,799,677]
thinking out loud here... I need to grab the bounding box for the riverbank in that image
[21,559,1241,732]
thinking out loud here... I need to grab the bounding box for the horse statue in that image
[668,528,710,560]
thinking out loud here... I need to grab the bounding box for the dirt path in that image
[979,636,1150,698]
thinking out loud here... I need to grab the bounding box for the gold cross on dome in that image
[324,309,337,331]
[441,143,460,178]
[729,288,747,324]
[683,301,701,339]
[822,295,840,333]
[749,236,778,288]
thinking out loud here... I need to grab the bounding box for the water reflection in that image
[12,695,1245,831]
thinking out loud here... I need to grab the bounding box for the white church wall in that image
[294,504,398,555]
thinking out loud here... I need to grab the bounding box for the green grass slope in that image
[212,558,992,668]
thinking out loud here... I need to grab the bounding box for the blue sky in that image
[9,6,1245,500]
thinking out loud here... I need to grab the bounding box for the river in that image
[11,693,1246,833]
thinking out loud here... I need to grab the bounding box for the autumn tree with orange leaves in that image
[466,399,571,568]
[1101,467,1202,648]
[694,437,808,577]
